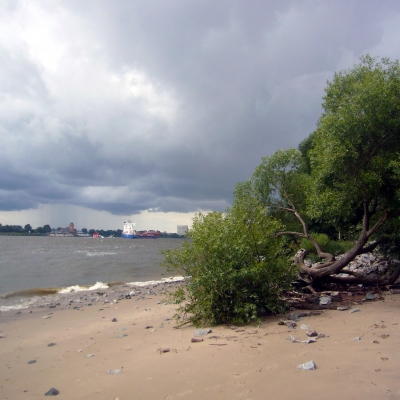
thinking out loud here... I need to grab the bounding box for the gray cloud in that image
[1,0,400,219]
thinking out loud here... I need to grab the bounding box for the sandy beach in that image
[1,284,400,400]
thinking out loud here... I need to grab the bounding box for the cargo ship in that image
[121,221,160,239]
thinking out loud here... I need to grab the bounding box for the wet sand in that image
[1,285,400,399]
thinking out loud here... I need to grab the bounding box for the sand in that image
[1,285,400,400]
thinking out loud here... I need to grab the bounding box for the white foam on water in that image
[86,252,117,257]
[127,276,185,287]
[59,281,109,293]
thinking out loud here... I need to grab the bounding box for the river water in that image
[0,236,185,311]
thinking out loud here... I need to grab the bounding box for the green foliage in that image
[307,55,400,223]
[162,182,296,326]
[300,233,353,259]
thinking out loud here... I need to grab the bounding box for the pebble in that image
[111,318,118,322]
[47,343,56,347]
[145,325,153,329]
[107,369,122,375]
[45,388,59,396]
[366,293,376,300]
[194,328,212,337]
[297,361,317,370]
[27,360,36,364]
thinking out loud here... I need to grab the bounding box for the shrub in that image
[162,184,297,326]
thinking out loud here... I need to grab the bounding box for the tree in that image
[24,224,32,233]
[252,55,400,287]
[43,224,51,233]
[162,181,296,326]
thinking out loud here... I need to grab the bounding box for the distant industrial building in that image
[177,225,188,236]
[49,222,79,237]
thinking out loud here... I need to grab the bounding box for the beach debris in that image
[0,334,6,338]
[45,388,59,396]
[107,369,122,375]
[301,338,317,344]
[194,328,212,337]
[144,325,153,329]
[297,361,317,370]
[337,306,349,311]
[306,330,318,337]
[319,296,332,305]
[353,337,361,341]
[350,308,360,313]
[286,335,300,343]
[47,342,56,347]
[373,340,380,344]
[87,354,95,357]
[27,360,36,364]
[390,288,400,294]
[78,349,82,352]
[111,318,118,322]
[117,334,128,338]
[316,333,327,339]
[300,324,311,330]
[365,292,376,300]
[43,315,51,319]
[191,338,204,343]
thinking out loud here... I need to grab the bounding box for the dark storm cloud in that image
[1,0,400,216]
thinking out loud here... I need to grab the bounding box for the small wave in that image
[127,276,185,287]
[86,252,117,257]
[59,281,109,293]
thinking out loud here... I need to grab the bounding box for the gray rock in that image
[297,361,317,370]
[47,343,56,347]
[107,369,122,375]
[319,296,331,305]
[111,318,117,322]
[194,328,212,337]
[366,293,376,300]
[284,321,297,329]
[306,330,318,337]
[27,360,36,364]
[45,388,59,396]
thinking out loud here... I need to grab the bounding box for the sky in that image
[1,0,400,232]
